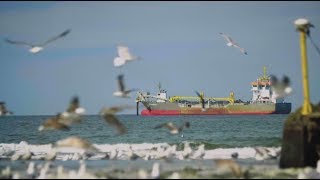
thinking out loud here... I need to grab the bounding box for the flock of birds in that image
[0,29,296,179]
[4,29,248,55]
[2,29,293,113]
[1,29,263,135]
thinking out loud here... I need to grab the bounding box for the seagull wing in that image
[118,45,135,60]
[102,114,127,135]
[232,43,247,54]
[117,74,125,92]
[4,38,34,48]
[219,33,234,45]
[113,57,126,67]
[195,91,205,109]
[41,29,71,47]
[100,105,132,116]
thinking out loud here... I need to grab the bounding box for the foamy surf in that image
[0,141,281,161]
[1,142,318,179]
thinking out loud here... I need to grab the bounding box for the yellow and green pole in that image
[280,18,317,169]
[295,18,313,115]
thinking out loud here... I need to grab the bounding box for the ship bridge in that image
[251,66,279,103]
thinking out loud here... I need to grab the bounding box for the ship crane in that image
[168,91,235,104]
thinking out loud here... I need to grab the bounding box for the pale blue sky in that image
[0,1,320,115]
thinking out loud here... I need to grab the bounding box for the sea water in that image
[0,114,317,179]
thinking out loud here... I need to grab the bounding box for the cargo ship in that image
[135,67,291,116]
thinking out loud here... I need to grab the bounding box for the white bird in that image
[113,74,138,98]
[27,162,35,176]
[219,32,247,55]
[151,162,160,179]
[113,44,140,67]
[270,75,293,99]
[5,29,71,54]
[77,160,86,177]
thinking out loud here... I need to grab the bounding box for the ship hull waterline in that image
[140,102,292,116]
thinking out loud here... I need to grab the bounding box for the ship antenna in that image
[260,66,268,80]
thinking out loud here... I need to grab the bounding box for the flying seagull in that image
[270,75,293,99]
[219,32,247,55]
[195,91,206,112]
[5,29,71,54]
[113,74,138,98]
[59,96,86,126]
[113,44,140,67]
[154,121,190,135]
[38,113,70,132]
[100,105,133,135]
[54,136,99,152]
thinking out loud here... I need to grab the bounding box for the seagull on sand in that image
[270,75,293,99]
[113,74,138,98]
[154,121,190,135]
[100,105,133,135]
[113,43,140,67]
[219,32,247,55]
[5,29,71,54]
